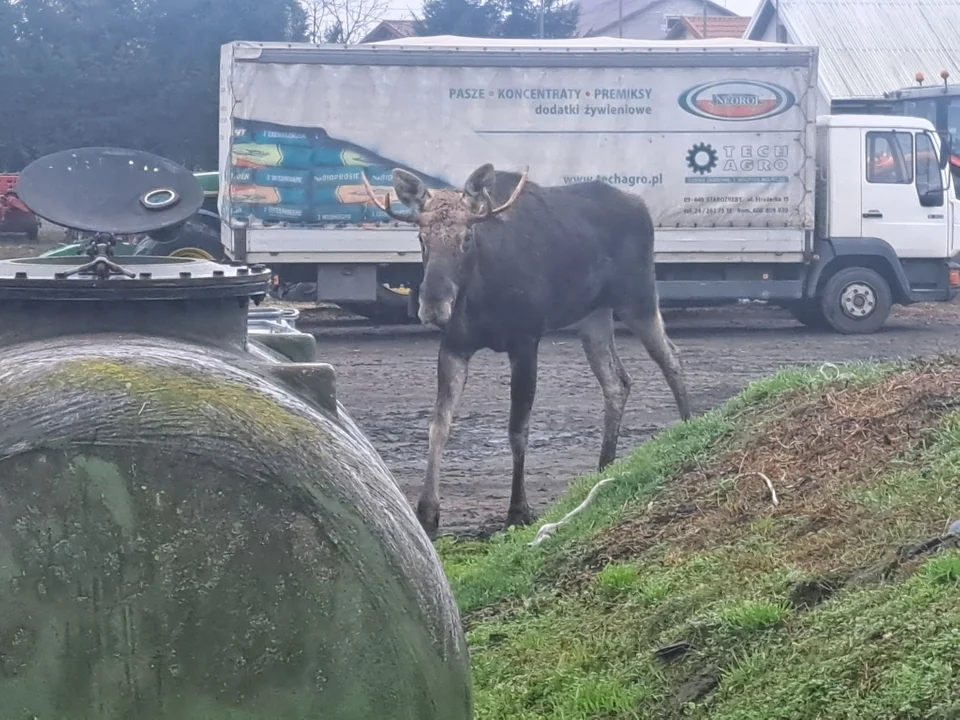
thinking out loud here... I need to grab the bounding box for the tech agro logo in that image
[678,80,796,121]
[686,143,718,174]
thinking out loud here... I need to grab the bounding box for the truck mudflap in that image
[807,237,958,304]
[948,261,960,301]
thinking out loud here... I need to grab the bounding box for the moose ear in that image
[463,163,496,199]
[392,169,428,212]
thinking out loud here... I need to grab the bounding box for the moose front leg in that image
[506,338,540,529]
[419,343,471,538]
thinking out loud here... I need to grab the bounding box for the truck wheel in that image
[341,285,417,325]
[819,267,893,334]
[787,299,827,329]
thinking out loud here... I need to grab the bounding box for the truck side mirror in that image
[919,188,944,207]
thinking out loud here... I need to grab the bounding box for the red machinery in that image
[0,174,40,241]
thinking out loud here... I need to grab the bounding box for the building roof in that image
[577,0,733,38]
[667,14,752,39]
[359,19,417,44]
[367,35,783,49]
[745,0,960,99]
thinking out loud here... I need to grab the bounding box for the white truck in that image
[217,36,959,333]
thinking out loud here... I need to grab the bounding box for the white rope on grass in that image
[756,471,780,507]
[819,362,861,382]
[819,362,843,381]
[528,477,615,547]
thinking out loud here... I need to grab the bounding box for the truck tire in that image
[787,299,827,329]
[819,266,893,334]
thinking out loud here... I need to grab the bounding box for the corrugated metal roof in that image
[746,0,960,99]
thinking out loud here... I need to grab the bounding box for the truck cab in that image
[831,78,960,200]
[797,114,958,332]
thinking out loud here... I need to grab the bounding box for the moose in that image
[361,164,693,538]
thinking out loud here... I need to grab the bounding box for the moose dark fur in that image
[362,163,693,538]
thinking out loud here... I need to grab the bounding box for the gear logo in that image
[686,143,718,174]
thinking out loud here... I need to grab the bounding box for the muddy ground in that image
[6,232,960,537]
[302,300,960,537]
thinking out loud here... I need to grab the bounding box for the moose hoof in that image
[505,505,535,530]
[417,500,441,539]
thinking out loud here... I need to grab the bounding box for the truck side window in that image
[866,131,913,184]
[915,132,944,204]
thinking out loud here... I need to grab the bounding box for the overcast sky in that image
[381,0,762,23]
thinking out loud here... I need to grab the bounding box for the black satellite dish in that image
[16,146,204,235]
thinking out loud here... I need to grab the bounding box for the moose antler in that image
[469,168,529,221]
[360,170,416,223]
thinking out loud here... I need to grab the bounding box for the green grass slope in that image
[438,356,960,720]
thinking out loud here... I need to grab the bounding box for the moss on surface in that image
[438,356,960,719]
[47,358,319,437]
[0,350,473,719]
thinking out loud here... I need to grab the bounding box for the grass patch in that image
[439,355,960,719]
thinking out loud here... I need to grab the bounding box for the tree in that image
[497,0,579,38]
[414,0,500,38]
[136,0,308,166]
[414,0,579,39]
[0,0,28,169]
[0,0,307,172]
[303,0,390,45]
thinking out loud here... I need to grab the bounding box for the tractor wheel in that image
[134,216,228,262]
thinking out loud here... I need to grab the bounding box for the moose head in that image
[361,164,528,327]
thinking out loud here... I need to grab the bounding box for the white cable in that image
[528,477,615,547]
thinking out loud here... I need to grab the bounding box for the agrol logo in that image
[678,80,795,121]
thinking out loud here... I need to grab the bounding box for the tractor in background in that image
[41,170,226,260]
[0,174,40,241]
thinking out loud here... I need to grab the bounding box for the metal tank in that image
[0,147,472,719]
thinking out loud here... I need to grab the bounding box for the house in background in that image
[577,0,738,40]
[664,14,750,39]
[360,19,417,44]
[744,0,960,112]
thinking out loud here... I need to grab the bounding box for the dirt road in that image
[305,302,960,537]
[5,235,959,537]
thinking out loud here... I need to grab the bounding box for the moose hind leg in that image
[506,338,541,529]
[420,345,471,538]
[578,308,632,470]
[619,305,692,421]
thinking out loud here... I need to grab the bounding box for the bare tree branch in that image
[302,0,390,43]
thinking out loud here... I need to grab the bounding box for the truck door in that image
[861,129,948,258]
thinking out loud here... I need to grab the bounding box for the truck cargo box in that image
[219,37,819,264]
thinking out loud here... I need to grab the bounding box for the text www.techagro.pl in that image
[563,173,663,188]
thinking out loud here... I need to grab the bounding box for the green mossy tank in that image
[0,255,472,717]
